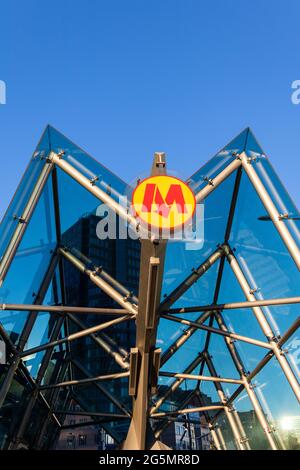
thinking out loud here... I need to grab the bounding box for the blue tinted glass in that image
[48,126,132,203]
[0,177,56,342]
[0,127,51,260]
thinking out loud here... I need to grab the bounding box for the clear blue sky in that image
[1,0,300,218]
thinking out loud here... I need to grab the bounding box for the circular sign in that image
[132,175,196,231]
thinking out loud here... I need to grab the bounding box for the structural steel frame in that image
[0,139,299,451]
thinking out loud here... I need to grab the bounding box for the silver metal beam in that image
[159,371,243,385]
[53,410,129,419]
[165,296,300,314]
[67,313,129,369]
[161,313,272,349]
[39,371,130,390]
[152,405,226,418]
[71,359,131,417]
[195,156,242,203]
[0,303,129,315]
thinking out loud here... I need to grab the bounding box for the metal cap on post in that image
[152,152,166,175]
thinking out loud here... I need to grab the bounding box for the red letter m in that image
[142,183,187,218]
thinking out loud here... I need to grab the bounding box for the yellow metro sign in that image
[132,175,196,231]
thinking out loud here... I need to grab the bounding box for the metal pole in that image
[67,313,129,369]
[39,371,130,390]
[278,316,300,347]
[161,313,272,349]
[165,296,300,314]
[159,371,243,385]
[0,303,129,315]
[194,390,223,451]
[151,405,225,418]
[216,426,227,450]
[240,152,300,270]
[123,153,167,450]
[69,248,139,305]
[195,157,242,203]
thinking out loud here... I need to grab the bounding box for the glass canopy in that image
[0,126,299,450]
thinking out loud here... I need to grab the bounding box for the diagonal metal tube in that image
[49,151,143,235]
[165,296,300,314]
[0,303,129,315]
[150,353,204,415]
[67,313,130,369]
[195,157,242,203]
[59,247,138,315]
[39,371,130,390]
[160,371,243,385]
